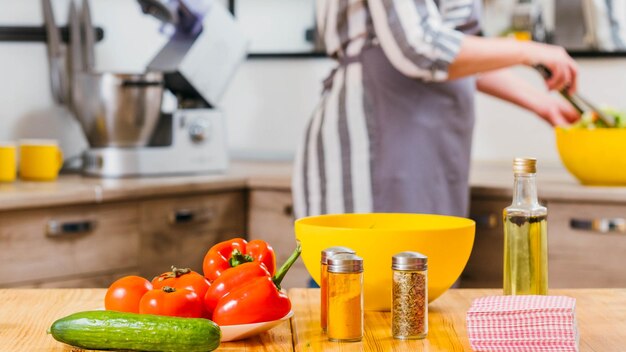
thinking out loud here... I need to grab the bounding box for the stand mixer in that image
[46,0,247,177]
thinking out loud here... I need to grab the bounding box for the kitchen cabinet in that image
[462,196,626,289]
[0,202,140,288]
[139,192,247,278]
[548,201,626,288]
[248,189,310,288]
[461,197,509,288]
[2,161,626,290]
[0,190,247,288]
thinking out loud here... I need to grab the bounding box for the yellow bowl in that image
[294,213,475,311]
[556,127,626,185]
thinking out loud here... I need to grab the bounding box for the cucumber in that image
[49,310,221,352]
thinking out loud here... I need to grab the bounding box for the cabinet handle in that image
[283,204,293,217]
[168,208,214,225]
[46,220,96,237]
[570,218,626,233]
[470,213,499,230]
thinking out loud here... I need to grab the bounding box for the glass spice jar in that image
[392,251,428,340]
[327,253,364,342]
[320,247,356,332]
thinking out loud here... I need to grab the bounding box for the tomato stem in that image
[272,241,302,290]
[154,266,191,282]
[171,266,191,277]
[162,286,176,293]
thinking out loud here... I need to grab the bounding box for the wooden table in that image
[2,288,625,351]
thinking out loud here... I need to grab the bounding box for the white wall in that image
[0,0,625,165]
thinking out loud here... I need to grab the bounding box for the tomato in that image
[152,267,211,317]
[105,276,153,313]
[152,267,211,299]
[139,286,205,318]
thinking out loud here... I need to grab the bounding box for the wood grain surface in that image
[289,288,626,352]
[3,288,626,351]
[0,289,292,352]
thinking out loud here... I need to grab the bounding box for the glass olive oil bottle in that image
[503,158,548,295]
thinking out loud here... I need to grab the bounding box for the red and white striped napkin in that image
[466,295,579,352]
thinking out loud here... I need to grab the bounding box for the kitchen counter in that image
[3,288,625,351]
[0,161,292,211]
[1,160,626,212]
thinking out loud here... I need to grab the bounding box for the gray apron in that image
[360,45,475,217]
[308,45,475,217]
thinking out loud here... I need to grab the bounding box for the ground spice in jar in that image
[392,252,428,339]
[320,247,356,332]
[327,253,364,342]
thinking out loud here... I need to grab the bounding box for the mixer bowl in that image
[72,72,164,148]
[556,127,626,185]
[295,213,475,311]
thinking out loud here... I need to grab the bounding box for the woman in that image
[292,0,579,219]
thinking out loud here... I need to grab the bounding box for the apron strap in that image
[322,54,362,92]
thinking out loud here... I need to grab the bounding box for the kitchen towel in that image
[466,295,579,352]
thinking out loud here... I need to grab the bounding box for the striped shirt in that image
[317,0,480,81]
[292,0,480,219]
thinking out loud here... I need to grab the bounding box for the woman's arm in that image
[450,37,578,93]
[476,69,580,126]
[368,0,577,92]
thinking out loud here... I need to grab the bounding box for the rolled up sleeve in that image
[369,0,464,81]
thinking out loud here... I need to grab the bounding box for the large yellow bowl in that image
[294,213,475,311]
[556,127,626,185]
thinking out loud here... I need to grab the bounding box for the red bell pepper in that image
[203,261,270,317]
[210,242,301,325]
[203,238,276,282]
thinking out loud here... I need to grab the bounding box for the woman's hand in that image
[522,42,579,94]
[533,94,581,126]
[477,69,581,127]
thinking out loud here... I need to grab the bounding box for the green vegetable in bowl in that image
[571,107,626,129]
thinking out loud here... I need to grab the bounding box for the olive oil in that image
[503,214,548,295]
[503,158,548,295]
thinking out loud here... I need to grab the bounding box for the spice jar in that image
[327,253,364,342]
[392,251,428,340]
[320,247,356,332]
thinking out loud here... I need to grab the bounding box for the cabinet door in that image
[139,192,246,278]
[0,202,140,287]
[461,198,509,288]
[248,189,310,288]
[548,201,626,288]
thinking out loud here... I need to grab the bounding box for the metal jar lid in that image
[392,251,427,271]
[327,253,363,273]
[321,246,356,264]
[513,157,537,174]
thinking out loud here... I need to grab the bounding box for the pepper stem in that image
[272,241,302,290]
[229,249,254,267]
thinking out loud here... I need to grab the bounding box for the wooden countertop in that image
[3,288,625,351]
[1,160,626,212]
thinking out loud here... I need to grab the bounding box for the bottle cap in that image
[321,246,356,264]
[513,157,537,174]
[392,251,428,271]
[327,253,363,273]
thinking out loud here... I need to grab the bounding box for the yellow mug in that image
[19,139,64,181]
[0,142,17,182]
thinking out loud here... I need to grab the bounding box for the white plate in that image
[220,310,294,342]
